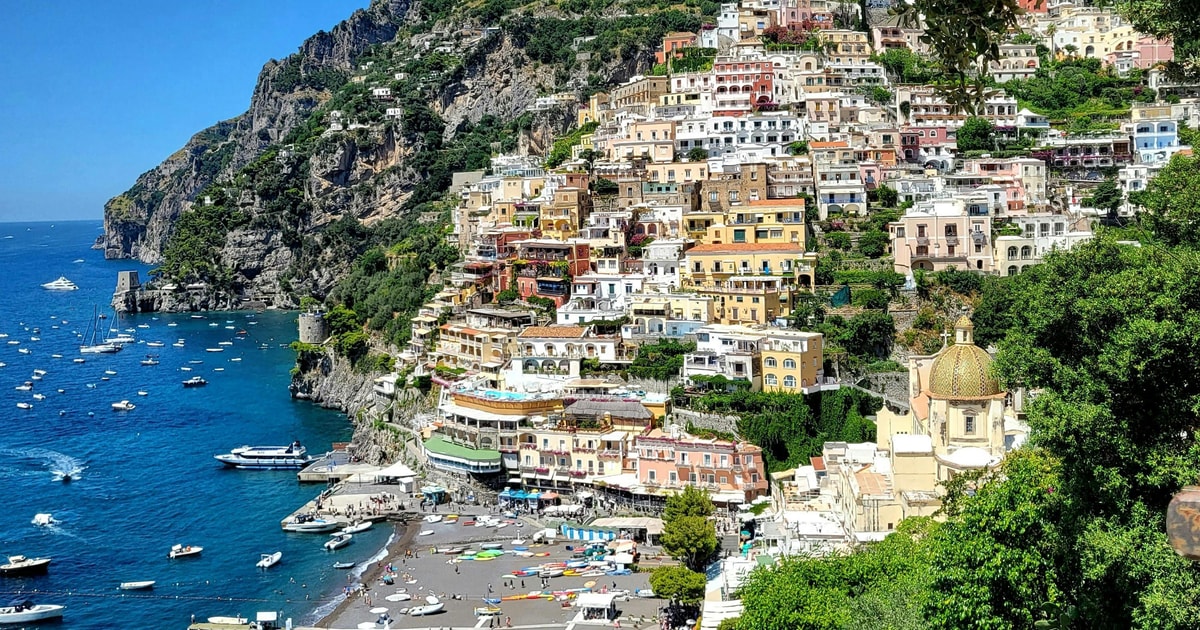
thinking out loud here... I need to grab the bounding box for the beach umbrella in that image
[370,607,389,614]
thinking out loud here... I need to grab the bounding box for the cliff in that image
[102,0,412,267]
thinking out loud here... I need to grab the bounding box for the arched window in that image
[1007,246,1018,259]
[764,357,778,368]
[783,358,796,369]
[765,374,778,385]
[1008,265,1018,276]
[783,375,796,388]
[1020,245,1032,259]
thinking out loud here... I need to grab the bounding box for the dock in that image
[296,450,382,483]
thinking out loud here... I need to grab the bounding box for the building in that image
[889,195,994,273]
[636,428,769,504]
[759,329,825,393]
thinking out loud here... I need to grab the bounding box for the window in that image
[783,358,796,369]
[680,452,689,464]
[964,415,977,435]
[765,374,778,385]
[648,470,656,482]
[704,453,712,466]
[669,472,677,483]
[783,375,796,387]
[764,357,777,367]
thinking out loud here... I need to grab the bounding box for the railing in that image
[599,450,622,460]
[520,443,538,450]
[555,467,572,477]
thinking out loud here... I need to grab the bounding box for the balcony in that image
[520,442,538,450]
[944,236,959,246]
[599,450,623,460]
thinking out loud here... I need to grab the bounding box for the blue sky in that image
[0,0,368,222]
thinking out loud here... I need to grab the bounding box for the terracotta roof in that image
[519,326,588,339]
[686,242,803,254]
[810,140,848,148]
[811,456,826,472]
[855,467,889,497]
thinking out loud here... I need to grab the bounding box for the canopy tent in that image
[375,462,417,480]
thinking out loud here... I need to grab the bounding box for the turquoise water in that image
[0,221,381,628]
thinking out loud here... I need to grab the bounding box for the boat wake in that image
[0,447,86,482]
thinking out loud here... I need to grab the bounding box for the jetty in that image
[296,450,381,483]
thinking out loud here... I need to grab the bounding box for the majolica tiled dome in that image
[927,316,1001,399]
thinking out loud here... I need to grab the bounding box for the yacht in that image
[80,342,119,354]
[282,515,340,533]
[0,600,64,624]
[182,376,207,388]
[215,441,311,469]
[0,555,51,576]
[168,544,202,559]
[111,400,136,411]
[41,277,78,291]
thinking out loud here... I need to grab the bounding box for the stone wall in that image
[624,376,681,394]
[671,408,742,438]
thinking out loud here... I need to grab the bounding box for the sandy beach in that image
[316,511,662,630]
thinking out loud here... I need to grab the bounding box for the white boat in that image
[136,324,150,329]
[324,533,353,551]
[104,334,135,346]
[385,593,412,602]
[15,402,31,410]
[32,369,46,376]
[256,552,282,569]
[206,348,224,353]
[215,441,311,469]
[341,521,373,535]
[17,348,29,354]
[32,393,45,401]
[480,542,504,550]
[41,277,78,291]
[140,357,159,366]
[172,342,184,348]
[418,530,435,536]
[218,341,233,346]
[168,544,202,559]
[0,600,64,624]
[118,580,155,590]
[0,555,52,576]
[282,518,340,534]
[409,597,445,616]
[207,616,247,625]
[146,341,164,348]
[424,514,443,523]
[182,376,207,387]
[137,391,148,396]
[72,358,85,363]
[112,400,136,411]
[104,370,117,375]
[32,514,54,527]
[14,382,31,391]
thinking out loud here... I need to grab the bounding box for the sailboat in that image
[80,308,120,354]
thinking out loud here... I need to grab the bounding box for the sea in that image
[0,221,386,628]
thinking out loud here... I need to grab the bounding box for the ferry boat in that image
[41,277,78,291]
[215,441,311,469]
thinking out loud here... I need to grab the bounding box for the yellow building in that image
[539,187,588,240]
[434,323,518,372]
[759,329,824,392]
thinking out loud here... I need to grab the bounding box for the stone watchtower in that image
[115,271,141,293]
[298,309,330,344]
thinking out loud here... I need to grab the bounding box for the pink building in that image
[1105,36,1174,71]
[635,429,768,504]
[714,59,777,113]
[777,0,831,28]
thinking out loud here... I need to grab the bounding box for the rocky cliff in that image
[101,0,411,265]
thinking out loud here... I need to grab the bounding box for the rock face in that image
[101,0,412,264]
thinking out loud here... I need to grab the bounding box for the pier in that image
[296,450,383,483]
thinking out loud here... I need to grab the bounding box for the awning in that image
[541,492,560,500]
[575,593,618,609]
[440,401,526,423]
[375,462,418,479]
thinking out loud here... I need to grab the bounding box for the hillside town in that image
[296,0,1195,626]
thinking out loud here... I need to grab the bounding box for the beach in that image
[317,511,662,630]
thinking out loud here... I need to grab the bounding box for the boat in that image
[80,308,120,354]
[206,348,224,353]
[333,561,357,570]
[41,277,78,291]
[32,393,45,401]
[324,533,353,551]
[424,514,443,523]
[137,391,148,396]
[475,606,503,617]
[112,400,136,411]
[15,382,31,391]
[16,402,31,410]
[0,555,51,576]
[136,324,150,329]
[538,568,564,578]
[104,370,117,375]
[207,617,247,625]
[32,369,45,376]
[146,342,164,348]
[418,530,435,536]
[218,341,233,346]
[215,441,311,469]
[256,552,282,569]
[282,517,340,533]
[480,542,504,550]
[341,521,373,535]
[118,581,155,590]
[182,376,207,387]
[140,357,159,366]
[408,596,445,616]
[385,593,411,602]
[104,334,135,346]
[168,544,202,559]
[0,600,64,624]
[72,358,84,364]
[32,514,53,527]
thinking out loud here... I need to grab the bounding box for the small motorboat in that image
[182,376,207,387]
[137,391,148,396]
[385,593,411,602]
[118,581,155,590]
[32,514,54,527]
[32,393,45,400]
[333,561,357,570]
[418,530,434,536]
[72,358,85,363]
[112,400,136,411]
[282,518,340,533]
[140,358,159,366]
[324,533,353,551]
[341,521,373,535]
[168,544,203,559]
[16,402,31,410]
[0,555,51,576]
[15,382,32,391]
[424,514,443,523]
[256,552,282,569]
[146,342,165,348]
[480,542,504,550]
[0,600,64,624]
[409,596,445,616]
[475,606,502,617]
[205,348,224,353]
[207,616,247,625]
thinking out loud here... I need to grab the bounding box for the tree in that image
[687,147,709,161]
[649,566,707,605]
[1132,154,1200,247]
[1084,178,1123,221]
[857,230,890,259]
[869,85,893,105]
[840,311,895,359]
[664,486,715,524]
[660,515,719,572]
[788,140,809,155]
[956,117,995,152]
[874,184,898,208]
[825,231,852,250]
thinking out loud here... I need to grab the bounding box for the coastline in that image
[314,519,418,627]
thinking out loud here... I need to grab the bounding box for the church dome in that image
[927,316,1001,399]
